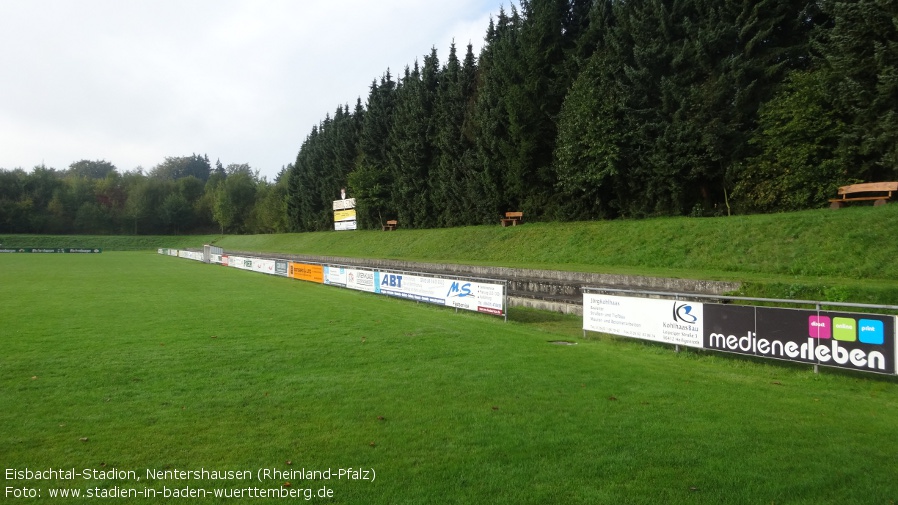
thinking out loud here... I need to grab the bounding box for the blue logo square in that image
[858,319,884,345]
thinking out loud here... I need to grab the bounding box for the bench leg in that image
[874,198,888,207]
[829,201,844,209]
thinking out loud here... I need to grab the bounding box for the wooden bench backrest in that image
[386,220,398,225]
[838,182,898,195]
[505,212,523,219]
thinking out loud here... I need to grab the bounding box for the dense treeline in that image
[288,0,898,231]
[0,156,290,234]
[4,0,896,235]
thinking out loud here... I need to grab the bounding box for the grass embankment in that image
[0,234,222,251]
[3,204,897,303]
[214,205,898,305]
[2,253,897,504]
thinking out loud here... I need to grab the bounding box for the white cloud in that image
[0,0,504,179]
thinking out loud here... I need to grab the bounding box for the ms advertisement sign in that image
[584,293,896,375]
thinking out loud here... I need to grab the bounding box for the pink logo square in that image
[808,316,831,339]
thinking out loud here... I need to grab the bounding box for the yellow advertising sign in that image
[333,209,357,222]
[289,262,324,283]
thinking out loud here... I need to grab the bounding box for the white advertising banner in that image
[178,250,204,261]
[375,272,505,315]
[583,293,704,348]
[228,255,254,271]
[334,221,357,231]
[252,258,277,275]
[345,268,376,293]
[323,265,348,286]
[444,280,506,316]
[376,272,448,304]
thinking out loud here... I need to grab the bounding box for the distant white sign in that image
[332,198,356,211]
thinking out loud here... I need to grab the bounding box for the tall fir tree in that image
[349,72,397,228]
[820,0,898,181]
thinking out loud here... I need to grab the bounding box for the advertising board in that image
[345,268,376,293]
[703,305,896,375]
[289,262,324,283]
[334,221,357,231]
[275,260,289,276]
[443,279,506,316]
[227,256,254,271]
[376,272,449,304]
[583,293,704,348]
[252,258,276,275]
[332,198,356,210]
[0,248,103,253]
[333,209,356,222]
[323,266,348,286]
[376,272,505,315]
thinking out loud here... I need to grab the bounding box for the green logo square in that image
[832,317,857,342]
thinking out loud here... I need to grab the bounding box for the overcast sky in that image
[0,0,507,181]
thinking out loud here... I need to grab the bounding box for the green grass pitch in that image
[2,253,897,504]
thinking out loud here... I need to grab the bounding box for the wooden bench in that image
[829,182,898,209]
[382,220,397,231]
[500,212,523,227]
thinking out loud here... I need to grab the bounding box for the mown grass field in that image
[2,252,897,504]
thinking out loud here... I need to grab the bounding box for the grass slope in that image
[3,204,897,303]
[2,253,897,504]
[0,234,223,251]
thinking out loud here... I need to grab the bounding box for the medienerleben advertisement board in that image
[583,293,704,348]
[703,305,896,375]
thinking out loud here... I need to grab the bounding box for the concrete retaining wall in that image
[224,250,741,315]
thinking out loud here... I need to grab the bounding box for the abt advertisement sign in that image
[704,305,895,375]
